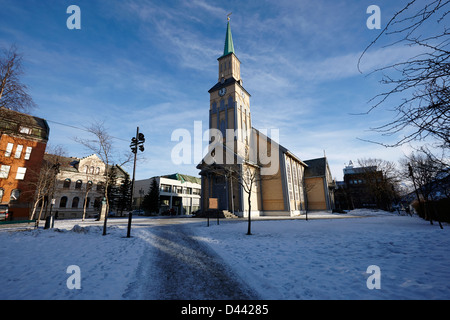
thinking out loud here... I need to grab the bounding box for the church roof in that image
[221,21,235,58]
[208,77,251,97]
[304,157,328,178]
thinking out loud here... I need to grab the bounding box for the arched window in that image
[87,181,93,191]
[83,165,88,173]
[63,179,71,189]
[97,181,104,191]
[75,180,82,189]
[72,197,80,208]
[95,167,100,175]
[60,196,68,208]
[89,166,94,174]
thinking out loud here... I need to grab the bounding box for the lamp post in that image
[127,127,145,238]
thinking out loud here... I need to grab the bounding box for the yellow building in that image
[198,19,334,217]
[304,157,336,211]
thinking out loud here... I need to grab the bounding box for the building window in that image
[95,167,100,175]
[97,182,104,191]
[15,167,27,180]
[75,180,82,189]
[10,189,20,201]
[0,165,11,179]
[72,197,80,208]
[14,145,23,159]
[161,184,171,193]
[19,126,32,134]
[173,186,182,194]
[63,179,71,189]
[83,165,88,173]
[60,196,68,208]
[24,147,32,160]
[5,143,13,157]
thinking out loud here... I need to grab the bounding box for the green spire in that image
[222,20,235,57]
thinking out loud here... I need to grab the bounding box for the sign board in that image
[209,198,218,210]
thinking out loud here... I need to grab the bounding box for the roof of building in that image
[162,173,201,185]
[304,157,328,178]
[0,107,50,141]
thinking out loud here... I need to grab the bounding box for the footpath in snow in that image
[0,210,449,300]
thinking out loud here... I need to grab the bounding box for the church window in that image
[228,97,234,109]
[298,167,304,198]
[75,180,82,189]
[286,160,293,200]
[293,163,299,201]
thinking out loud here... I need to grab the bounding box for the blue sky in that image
[0,0,434,180]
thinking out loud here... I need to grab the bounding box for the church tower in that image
[208,17,252,160]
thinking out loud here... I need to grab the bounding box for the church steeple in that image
[222,20,235,57]
[217,16,241,82]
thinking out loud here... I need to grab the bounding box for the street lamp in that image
[127,127,145,238]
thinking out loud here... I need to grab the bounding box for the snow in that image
[1,210,449,300]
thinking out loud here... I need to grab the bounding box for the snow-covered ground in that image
[1,210,449,300]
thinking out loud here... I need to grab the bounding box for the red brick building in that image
[0,107,49,220]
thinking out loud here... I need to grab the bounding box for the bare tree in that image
[205,162,274,235]
[357,158,401,211]
[75,121,114,235]
[400,150,444,228]
[0,45,36,113]
[359,1,450,151]
[239,164,260,235]
[28,146,66,226]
